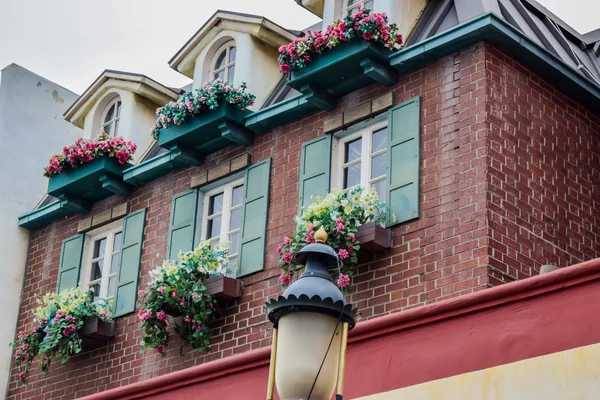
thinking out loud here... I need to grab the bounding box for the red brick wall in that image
[485,45,600,285]
[7,42,600,399]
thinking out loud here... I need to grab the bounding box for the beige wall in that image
[192,30,281,109]
[358,342,600,400]
[82,88,156,161]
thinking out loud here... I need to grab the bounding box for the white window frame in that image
[344,0,375,16]
[201,178,244,275]
[210,41,236,84]
[100,97,121,137]
[332,120,388,194]
[80,220,123,301]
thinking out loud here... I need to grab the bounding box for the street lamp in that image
[265,226,357,400]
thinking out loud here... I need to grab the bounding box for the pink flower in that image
[184,316,192,323]
[338,249,349,260]
[349,235,356,242]
[157,286,165,294]
[277,245,283,254]
[192,293,200,300]
[283,253,292,263]
[307,224,314,232]
[138,289,145,297]
[18,372,26,382]
[156,345,164,354]
[337,273,350,289]
[306,235,315,244]
[348,246,354,253]
[362,32,373,42]
[279,273,291,286]
[284,237,291,246]
[156,311,166,321]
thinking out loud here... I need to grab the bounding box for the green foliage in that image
[137,241,229,356]
[277,186,387,295]
[10,288,112,384]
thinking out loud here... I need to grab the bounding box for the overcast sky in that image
[0,0,598,94]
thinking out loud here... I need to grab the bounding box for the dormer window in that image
[211,41,236,84]
[345,0,374,16]
[101,97,121,136]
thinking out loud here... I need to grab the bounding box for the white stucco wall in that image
[0,64,81,397]
[81,88,156,161]
[192,31,282,109]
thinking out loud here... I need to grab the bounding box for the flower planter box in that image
[356,222,391,253]
[287,40,396,108]
[204,275,242,301]
[79,317,115,346]
[157,104,254,153]
[47,157,133,202]
[161,275,242,318]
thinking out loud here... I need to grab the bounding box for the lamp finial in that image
[315,226,328,243]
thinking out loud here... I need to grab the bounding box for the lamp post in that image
[265,226,357,400]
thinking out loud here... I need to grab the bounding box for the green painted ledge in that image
[123,146,204,186]
[18,196,91,230]
[245,94,320,133]
[390,12,600,110]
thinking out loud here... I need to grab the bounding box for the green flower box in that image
[157,103,253,153]
[287,40,396,105]
[47,157,132,202]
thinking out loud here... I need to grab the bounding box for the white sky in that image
[0,0,598,94]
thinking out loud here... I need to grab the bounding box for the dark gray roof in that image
[409,0,600,87]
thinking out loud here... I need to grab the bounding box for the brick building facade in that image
[8,1,600,399]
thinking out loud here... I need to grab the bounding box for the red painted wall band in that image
[80,258,600,400]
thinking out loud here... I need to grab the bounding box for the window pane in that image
[371,153,386,179]
[228,257,237,276]
[90,283,101,301]
[372,128,387,152]
[104,104,115,123]
[215,50,227,70]
[230,208,242,231]
[116,101,122,117]
[232,185,244,206]
[229,232,239,254]
[113,232,122,251]
[210,239,220,251]
[209,193,224,215]
[107,277,116,297]
[110,254,120,274]
[93,238,106,258]
[207,216,222,239]
[90,261,103,281]
[343,163,361,189]
[216,70,225,81]
[345,138,362,163]
[103,123,112,135]
[114,119,119,136]
[229,46,236,63]
[365,0,375,9]
[227,66,235,84]
[372,179,386,200]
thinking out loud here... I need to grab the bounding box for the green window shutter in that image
[386,96,421,227]
[238,158,271,277]
[56,234,85,293]
[166,189,199,261]
[114,208,146,317]
[298,134,332,215]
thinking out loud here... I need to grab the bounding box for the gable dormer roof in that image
[168,10,299,78]
[64,69,180,128]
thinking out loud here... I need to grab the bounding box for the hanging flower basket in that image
[277,187,391,295]
[137,241,238,356]
[152,80,255,153]
[10,288,113,384]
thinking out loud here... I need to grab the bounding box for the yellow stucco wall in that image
[357,342,600,399]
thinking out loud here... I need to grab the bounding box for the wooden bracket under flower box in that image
[287,40,396,109]
[355,222,392,252]
[47,157,133,203]
[79,317,115,346]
